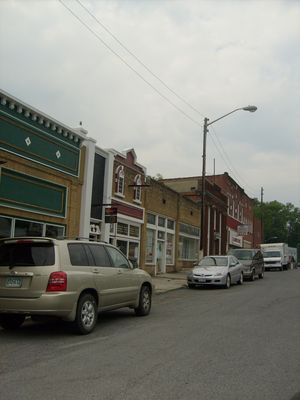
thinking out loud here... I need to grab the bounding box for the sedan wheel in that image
[224,274,231,289]
[238,272,243,285]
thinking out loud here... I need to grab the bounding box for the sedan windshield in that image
[199,257,228,267]
[231,250,253,260]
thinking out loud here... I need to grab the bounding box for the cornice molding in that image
[0,89,87,146]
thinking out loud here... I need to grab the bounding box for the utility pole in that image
[260,187,264,243]
[200,118,209,255]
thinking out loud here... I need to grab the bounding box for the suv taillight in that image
[46,272,67,292]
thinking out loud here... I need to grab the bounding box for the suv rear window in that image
[0,241,55,267]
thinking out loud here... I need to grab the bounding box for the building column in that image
[79,135,96,238]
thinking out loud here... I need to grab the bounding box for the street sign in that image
[105,207,117,224]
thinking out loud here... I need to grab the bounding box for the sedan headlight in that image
[214,273,223,277]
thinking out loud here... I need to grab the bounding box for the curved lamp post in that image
[200,105,257,255]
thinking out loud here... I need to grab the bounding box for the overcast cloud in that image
[1,0,299,206]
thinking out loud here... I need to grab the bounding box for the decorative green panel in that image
[0,113,80,176]
[0,169,67,218]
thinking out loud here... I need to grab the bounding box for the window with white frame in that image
[133,174,142,202]
[115,165,125,196]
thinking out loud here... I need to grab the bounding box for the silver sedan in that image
[187,255,244,289]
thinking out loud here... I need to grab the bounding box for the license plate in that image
[5,276,23,288]
[197,278,206,283]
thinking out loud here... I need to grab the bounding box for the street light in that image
[200,105,257,255]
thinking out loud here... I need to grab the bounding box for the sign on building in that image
[105,207,118,224]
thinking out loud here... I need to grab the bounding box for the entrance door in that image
[156,241,166,273]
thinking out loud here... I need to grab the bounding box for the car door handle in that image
[92,268,100,274]
[117,270,123,275]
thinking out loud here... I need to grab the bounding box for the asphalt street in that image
[0,269,299,400]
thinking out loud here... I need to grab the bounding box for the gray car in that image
[0,237,153,334]
[228,248,264,281]
[187,255,244,289]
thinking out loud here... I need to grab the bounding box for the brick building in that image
[162,176,227,257]
[142,178,200,274]
[207,172,262,249]
[104,148,147,266]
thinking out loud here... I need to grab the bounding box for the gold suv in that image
[0,237,153,334]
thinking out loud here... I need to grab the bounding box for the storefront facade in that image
[0,89,94,239]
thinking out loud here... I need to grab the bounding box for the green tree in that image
[254,200,300,247]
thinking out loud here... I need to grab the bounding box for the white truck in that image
[260,243,297,271]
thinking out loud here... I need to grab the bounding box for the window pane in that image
[167,219,174,230]
[117,222,128,235]
[88,244,111,267]
[146,229,155,263]
[106,246,129,268]
[68,244,89,266]
[179,236,198,260]
[129,225,139,238]
[128,242,139,267]
[116,240,128,257]
[147,213,156,225]
[46,225,65,238]
[0,216,12,238]
[15,220,43,237]
[158,217,165,227]
[166,233,174,264]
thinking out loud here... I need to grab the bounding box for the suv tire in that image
[135,285,151,316]
[74,293,97,335]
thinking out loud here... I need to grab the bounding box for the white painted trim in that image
[79,138,96,238]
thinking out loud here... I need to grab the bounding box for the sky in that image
[1,0,299,206]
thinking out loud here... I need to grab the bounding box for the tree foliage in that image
[254,200,300,247]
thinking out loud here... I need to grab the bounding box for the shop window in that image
[166,233,174,265]
[179,236,198,260]
[46,224,65,238]
[133,174,142,202]
[146,229,155,263]
[129,225,139,238]
[15,219,43,237]
[0,216,12,238]
[117,222,128,236]
[115,165,125,196]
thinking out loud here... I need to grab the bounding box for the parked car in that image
[228,248,264,280]
[0,237,153,334]
[187,255,244,289]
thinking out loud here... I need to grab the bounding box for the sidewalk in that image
[152,270,189,294]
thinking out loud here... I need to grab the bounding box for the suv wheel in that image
[74,293,97,335]
[0,314,26,330]
[250,270,255,281]
[135,285,151,316]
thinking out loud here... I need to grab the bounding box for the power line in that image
[76,0,206,119]
[59,0,258,198]
[58,0,203,128]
